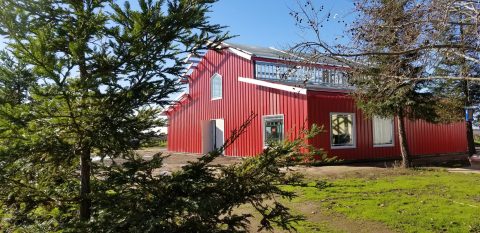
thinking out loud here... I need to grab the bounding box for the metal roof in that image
[225,42,349,67]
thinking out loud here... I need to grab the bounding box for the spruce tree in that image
[0,1,312,232]
[0,0,206,229]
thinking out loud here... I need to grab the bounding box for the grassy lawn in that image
[280,169,480,233]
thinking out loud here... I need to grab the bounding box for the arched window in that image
[211,73,222,100]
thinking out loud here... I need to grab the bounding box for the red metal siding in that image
[307,91,400,161]
[405,120,467,156]
[168,49,468,160]
[307,91,468,161]
[167,50,308,156]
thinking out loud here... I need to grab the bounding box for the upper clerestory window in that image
[211,73,222,100]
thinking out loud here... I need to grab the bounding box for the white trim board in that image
[238,77,307,95]
[228,47,252,60]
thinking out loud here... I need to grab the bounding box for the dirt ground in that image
[136,147,242,172]
[136,147,391,177]
[136,147,479,176]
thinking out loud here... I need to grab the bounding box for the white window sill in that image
[211,97,222,101]
[373,144,394,148]
[331,145,356,149]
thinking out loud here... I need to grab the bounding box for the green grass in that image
[140,139,167,148]
[282,169,480,233]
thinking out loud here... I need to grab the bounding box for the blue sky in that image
[0,0,354,50]
[208,0,354,48]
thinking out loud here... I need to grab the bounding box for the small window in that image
[263,115,284,147]
[373,116,394,146]
[331,113,355,148]
[322,70,330,83]
[211,73,222,100]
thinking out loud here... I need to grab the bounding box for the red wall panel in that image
[307,91,401,161]
[405,120,467,156]
[168,49,468,159]
[167,50,308,156]
[307,91,468,161]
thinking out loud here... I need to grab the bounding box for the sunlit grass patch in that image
[282,169,480,233]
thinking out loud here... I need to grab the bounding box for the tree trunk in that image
[461,81,476,156]
[462,81,476,157]
[80,147,91,221]
[459,17,477,157]
[397,113,411,168]
[466,120,477,156]
[77,7,91,219]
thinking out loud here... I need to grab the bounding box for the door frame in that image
[211,118,225,155]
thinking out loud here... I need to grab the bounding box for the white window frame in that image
[330,112,356,149]
[210,73,222,100]
[262,114,285,148]
[372,116,395,147]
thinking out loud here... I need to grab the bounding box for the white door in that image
[212,119,224,154]
[201,119,224,154]
[201,120,214,154]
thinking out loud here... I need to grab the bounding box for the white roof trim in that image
[228,47,252,60]
[173,91,188,101]
[183,53,192,63]
[160,91,189,116]
[238,77,307,95]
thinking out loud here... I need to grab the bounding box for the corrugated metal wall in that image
[405,120,467,156]
[307,91,401,160]
[167,50,308,156]
[168,49,468,159]
[307,91,468,161]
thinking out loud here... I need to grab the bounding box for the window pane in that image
[264,116,284,146]
[218,77,222,97]
[331,114,354,147]
[322,70,329,83]
[373,116,393,145]
[211,74,222,99]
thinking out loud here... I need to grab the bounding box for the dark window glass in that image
[264,116,284,146]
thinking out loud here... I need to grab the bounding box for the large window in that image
[263,115,284,147]
[330,113,355,148]
[373,116,394,146]
[211,73,222,100]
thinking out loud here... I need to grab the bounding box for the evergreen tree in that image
[0,51,35,105]
[0,0,310,232]
[0,0,227,221]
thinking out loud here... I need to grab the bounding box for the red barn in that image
[164,43,467,161]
